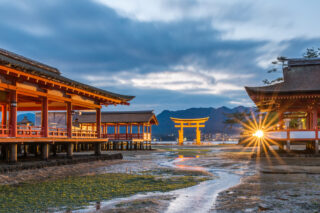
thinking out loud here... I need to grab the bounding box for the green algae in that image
[0,173,208,213]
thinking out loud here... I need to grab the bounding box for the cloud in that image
[94,0,320,41]
[83,65,252,95]
[0,0,320,112]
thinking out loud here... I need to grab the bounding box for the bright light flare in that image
[253,130,264,138]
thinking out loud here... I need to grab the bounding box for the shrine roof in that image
[76,111,158,124]
[0,48,134,103]
[245,58,320,96]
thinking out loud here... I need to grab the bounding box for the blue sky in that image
[1,0,320,113]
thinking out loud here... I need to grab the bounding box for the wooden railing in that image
[72,129,97,138]
[0,125,9,137]
[17,125,42,137]
[0,125,99,139]
[103,133,151,141]
[49,127,68,138]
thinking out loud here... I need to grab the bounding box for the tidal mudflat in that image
[0,145,320,212]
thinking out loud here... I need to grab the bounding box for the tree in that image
[303,47,320,58]
[262,57,286,85]
[263,47,320,85]
[223,111,251,130]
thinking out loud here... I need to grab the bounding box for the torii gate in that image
[170,117,209,145]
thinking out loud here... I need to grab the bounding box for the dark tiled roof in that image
[76,111,158,125]
[245,58,320,95]
[0,48,134,102]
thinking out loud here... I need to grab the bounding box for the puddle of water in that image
[71,152,243,213]
[165,171,240,213]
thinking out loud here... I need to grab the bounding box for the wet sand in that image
[1,145,320,212]
[215,152,320,213]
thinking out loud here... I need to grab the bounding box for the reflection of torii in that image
[170,117,209,145]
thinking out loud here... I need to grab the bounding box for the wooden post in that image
[278,110,284,130]
[142,124,145,140]
[23,145,28,157]
[10,91,17,137]
[150,125,152,140]
[42,97,49,137]
[286,140,291,152]
[1,104,7,127]
[94,143,101,155]
[126,125,128,140]
[67,143,74,158]
[312,108,318,130]
[96,108,101,138]
[67,102,72,138]
[42,143,49,160]
[10,144,17,163]
[315,140,319,154]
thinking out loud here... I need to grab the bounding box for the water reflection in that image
[175,155,206,171]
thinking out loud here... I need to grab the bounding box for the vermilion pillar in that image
[67,102,72,138]
[96,108,101,138]
[10,91,17,137]
[312,108,318,130]
[42,97,49,137]
[1,104,7,127]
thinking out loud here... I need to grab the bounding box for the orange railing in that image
[49,127,68,138]
[17,125,42,137]
[103,133,150,140]
[72,129,97,138]
[0,125,100,139]
[0,125,9,137]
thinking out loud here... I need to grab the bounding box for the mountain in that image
[153,106,252,140]
[17,113,35,123]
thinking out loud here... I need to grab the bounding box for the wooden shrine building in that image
[76,111,158,150]
[246,58,320,153]
[0,48,134,163]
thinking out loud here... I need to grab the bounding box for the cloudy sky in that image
[0,0,320,113]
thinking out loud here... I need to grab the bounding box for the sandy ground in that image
[215,153,320,213]
[1,145,320,212]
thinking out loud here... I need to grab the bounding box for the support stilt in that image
[286,140,291,152]
[67,143,74,158]
[42,143,49,161]
[10,144,17,163]
[94,143,101,156]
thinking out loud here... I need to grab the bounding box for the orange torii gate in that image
[170,117,209,145]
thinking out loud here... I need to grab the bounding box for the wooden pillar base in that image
[315,140,319,154]
[42,144,49,161]
[1,145,6,161]
[52,144,57,156]
[23,145,28,157]
[67,143,74,159]
[94,143,101,156]
[10,144,17,163]
[286,140,291,152]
